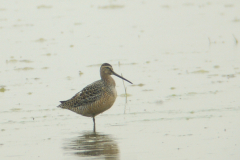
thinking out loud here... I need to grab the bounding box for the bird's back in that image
[57,80,117,117]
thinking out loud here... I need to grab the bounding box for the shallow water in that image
[1,0,240,160]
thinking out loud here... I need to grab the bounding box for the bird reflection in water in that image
[63,131,119,160]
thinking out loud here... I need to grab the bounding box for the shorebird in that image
[57,63,132,131]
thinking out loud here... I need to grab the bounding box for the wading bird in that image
[57,63,132,132]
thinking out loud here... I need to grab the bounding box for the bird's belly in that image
[94,95,116,116]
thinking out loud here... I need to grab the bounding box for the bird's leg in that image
[93,116,96,132]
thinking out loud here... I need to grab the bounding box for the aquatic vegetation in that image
[0,87,6,92]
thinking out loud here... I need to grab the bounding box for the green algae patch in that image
[14,67,34,71]
[79,71,84,76]
[0,87,6,92]
[35,38,47,42]
[120,93,131,97]
[6,59,18,63]
[37,5,52,9]
[186,92,197,95]
[192,70,209,74]
[99,5,124,9]
[43,53,51,56]
[6,59,33,63]
[11,108,21,112]
[20,60,33,63]
[131,83,144,87]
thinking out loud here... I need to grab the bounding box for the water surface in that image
[0,0,240,159]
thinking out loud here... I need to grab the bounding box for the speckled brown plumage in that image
[57,63,132,131]
[58,80,116,117]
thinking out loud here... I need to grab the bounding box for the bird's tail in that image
[57,101,67,108]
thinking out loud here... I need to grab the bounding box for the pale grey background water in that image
[0,0,240,159]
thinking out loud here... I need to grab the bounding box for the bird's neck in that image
[101,75,116,87]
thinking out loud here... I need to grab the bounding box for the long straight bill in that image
[112,71,133,84]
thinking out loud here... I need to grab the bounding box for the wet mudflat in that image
[0,0,240,160]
